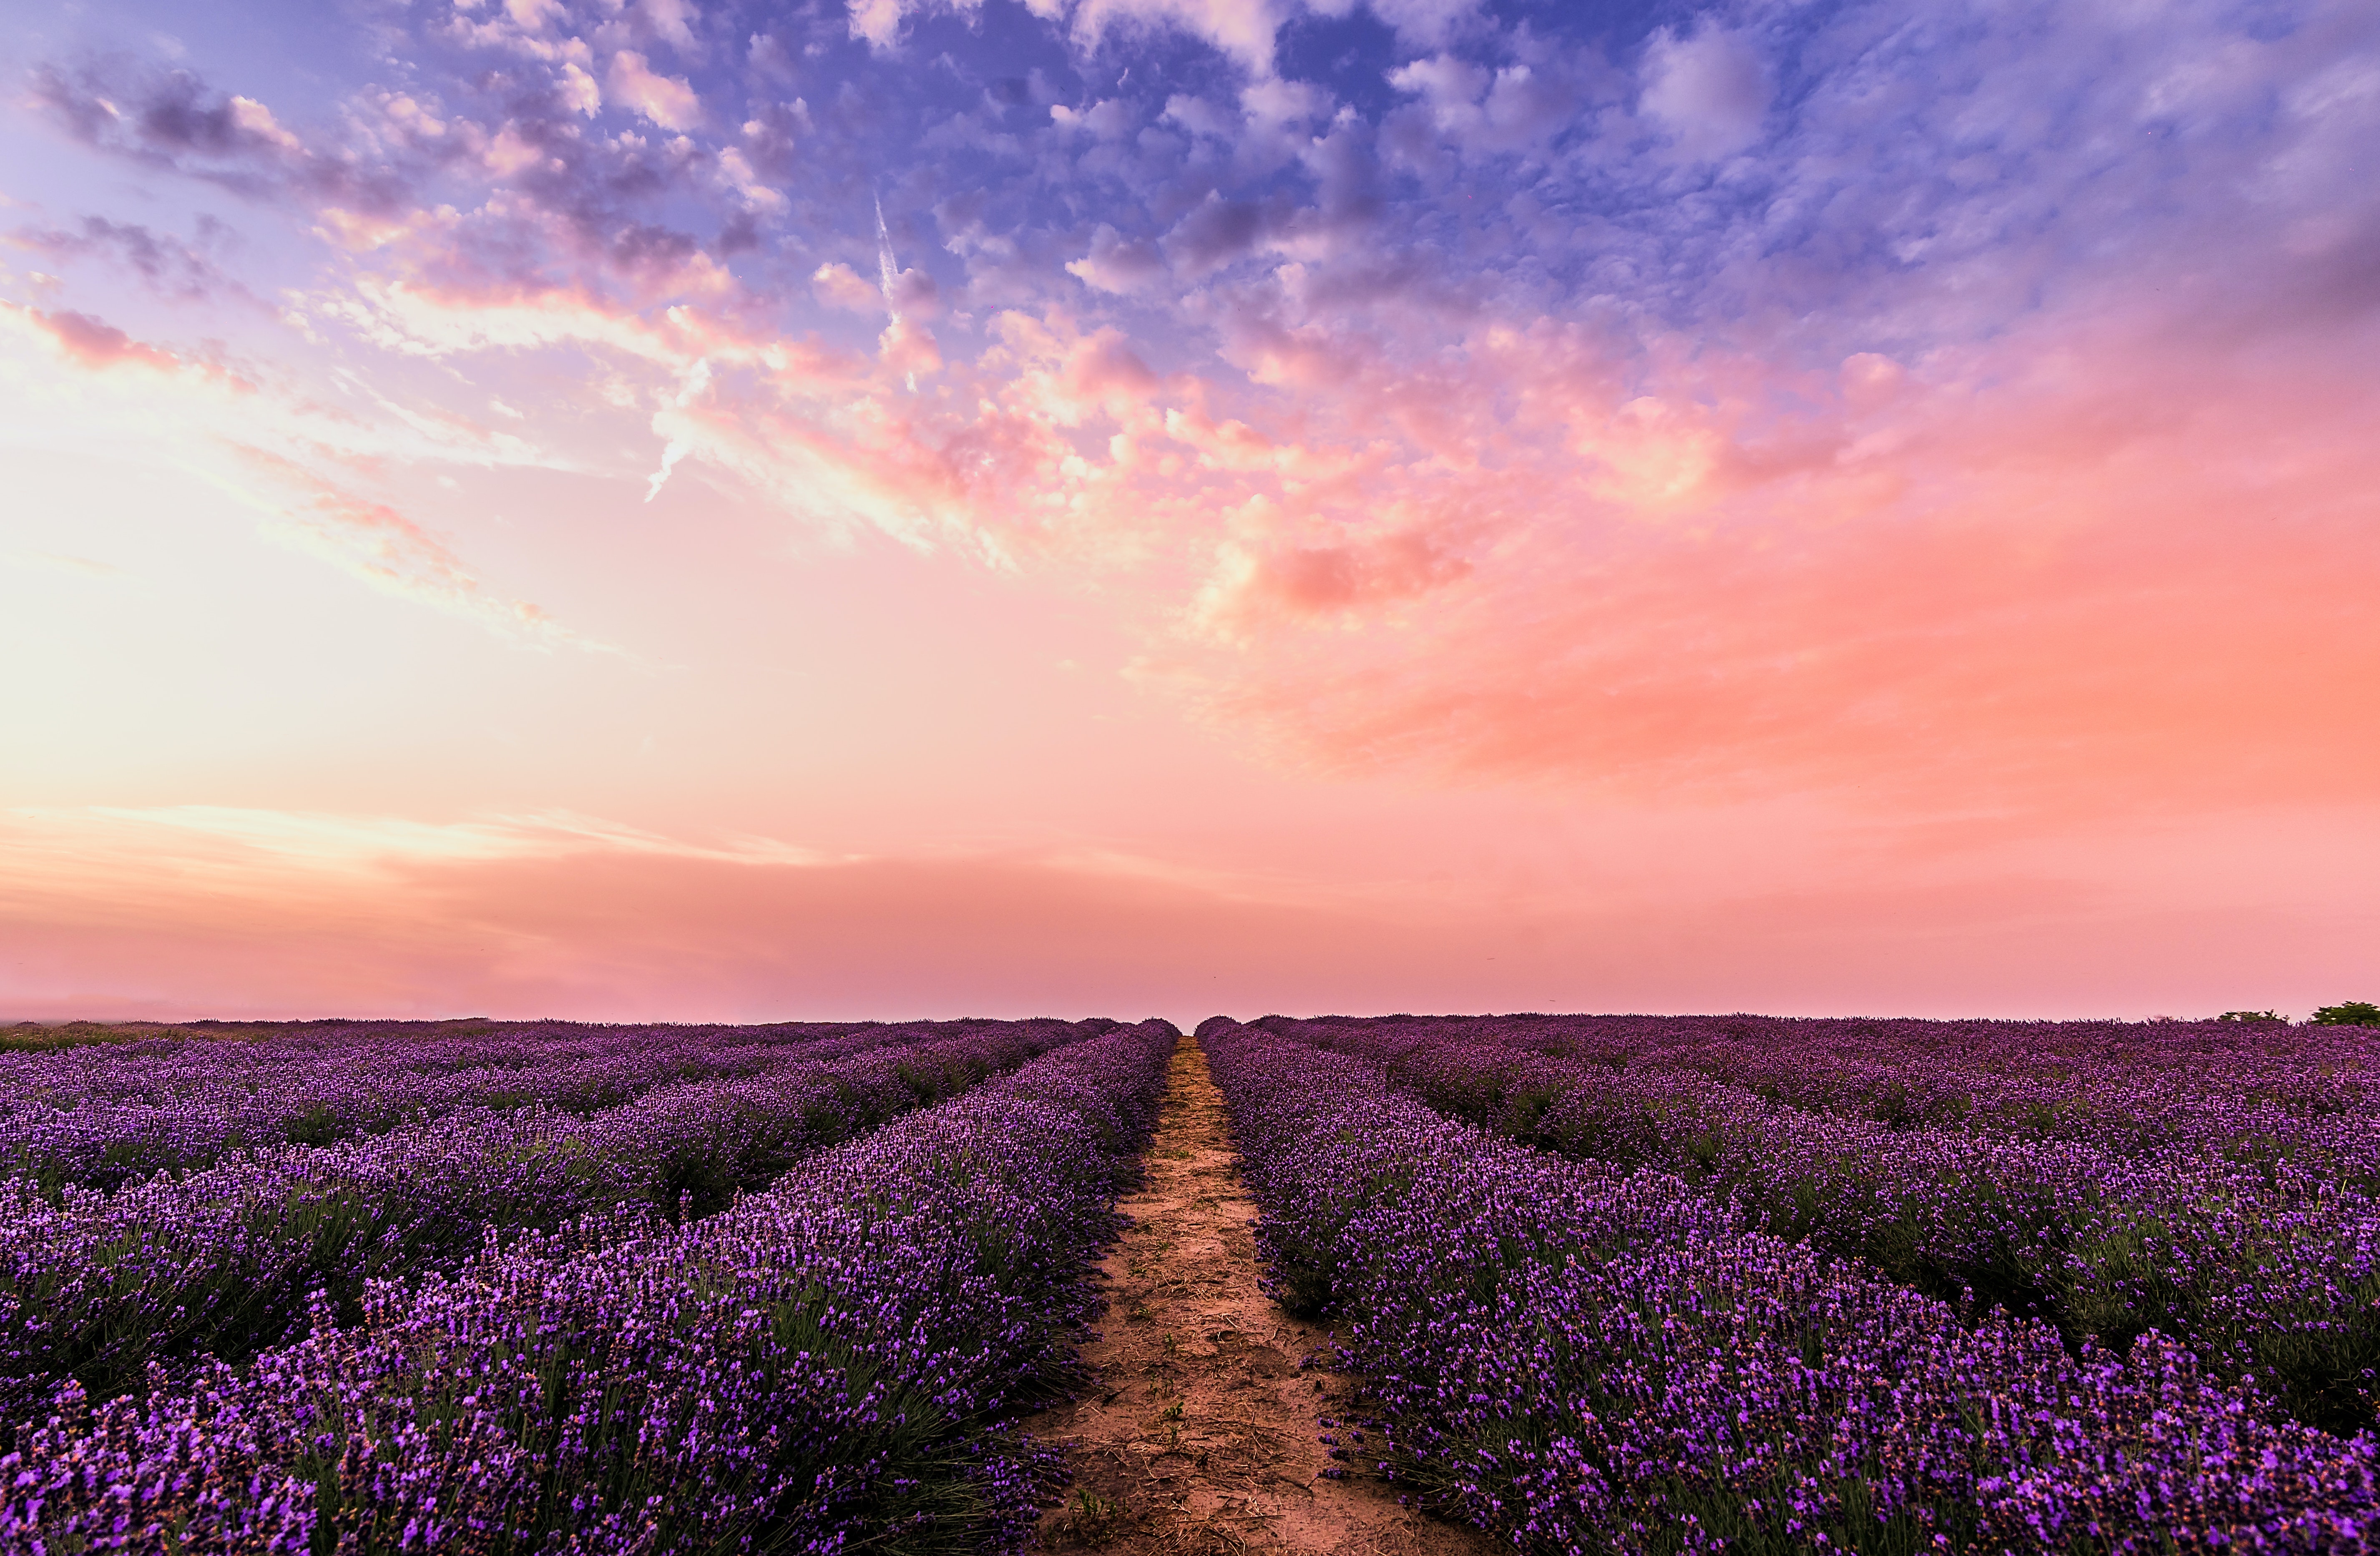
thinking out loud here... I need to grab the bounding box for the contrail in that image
[875,192,918,392]
[874,193,901,324]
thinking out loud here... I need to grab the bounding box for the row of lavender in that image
[1376,1013,2380,1166]
[1252,1014,2380,1434]
[1,1020,1179,1553]
[0,1017,1114,1440]
[0,1018,954,1192]
[1201,1018,2379,1554]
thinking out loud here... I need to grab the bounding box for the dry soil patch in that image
[1027,1037,1498,1556]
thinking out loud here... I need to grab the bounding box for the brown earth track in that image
[1027,1036,1500,1556]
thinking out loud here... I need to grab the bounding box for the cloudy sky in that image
[2,0,2375,1022]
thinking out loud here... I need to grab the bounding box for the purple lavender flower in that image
[0,1019,1174,1556]
[1201,1016,2379,1555]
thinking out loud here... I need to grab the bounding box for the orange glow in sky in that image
[3,0,2375,1022]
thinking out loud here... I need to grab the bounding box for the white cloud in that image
[8,806,846,878]
[1072,0,1286,75]
[640,0,700,51]
[608,50,702,130]
[1640,24,1772,159]
[717,146,787,213]
[811,261,885,313]
[847,0,903,48]
[559,61,601,116]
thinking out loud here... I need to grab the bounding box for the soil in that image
[1026,1037,1500,1556]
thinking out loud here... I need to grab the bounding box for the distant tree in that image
[2216,1010,2287,1024]
[2311,1001,2380,1027]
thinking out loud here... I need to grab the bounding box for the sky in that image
[0,0,2375,1024]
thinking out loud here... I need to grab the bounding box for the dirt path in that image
[1028,1037,1500,1556]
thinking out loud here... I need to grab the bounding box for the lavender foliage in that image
[0,1019,933,1193]
[1257,1013,2380,1434]
[1253,1013,2380,1171]
[0,1020,1178,1555]
[1200,1016,2380,1554]
[0,1019,1110,1437]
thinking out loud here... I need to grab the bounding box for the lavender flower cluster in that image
[0,1019,930,1192]
[0,1018,1109,1435]
[1260,1014,2380,1434]
[1199,1017,2380,1555]
[0,1020,1179,1555]
[1265,1013,2380,1170]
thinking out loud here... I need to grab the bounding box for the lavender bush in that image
[1234,1012,2380,1169]
[0,1019,940,1193]
[0,1019,1178,1555]
[0,1019,1113,1437]
[1201,1017,2379,1554]
[1259,1013,2380,1433]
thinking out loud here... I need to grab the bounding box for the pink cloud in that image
[279,139,2370,836]
[1070,0,1287,75]
[844,0,919,50]
[238,451,601,646]
[811,261,884,313]
[715,147,785,213]
[878,316,943,377]
[3,304,253,390]
[1155,303,2380,822]
[448,179,2366,830]
[558,62,601,115]
[29,308,188,372]
[1228,524,1471,614]
[5,805,2372,1022]
[607,50,702,131]
[1059,328,1161,407]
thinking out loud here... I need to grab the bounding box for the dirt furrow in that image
[1028,1036,1498,1556]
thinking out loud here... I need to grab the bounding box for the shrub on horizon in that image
[2312,1001,2380,1027]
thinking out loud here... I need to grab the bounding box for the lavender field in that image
[0,1016,1178,1553]
[1,1012,2375,1553]
[1204,1013,2380,1554]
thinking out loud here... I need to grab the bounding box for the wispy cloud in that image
[0,299,609,648]
[1,551,130,578]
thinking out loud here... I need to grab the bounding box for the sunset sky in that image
[2,0,2375,1023]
